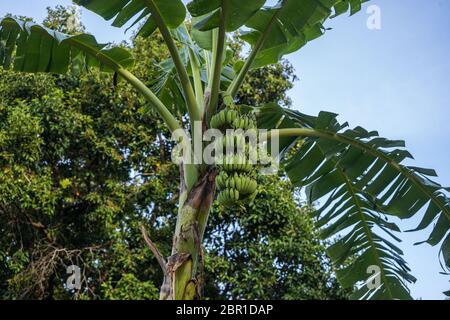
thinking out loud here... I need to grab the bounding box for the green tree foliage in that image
[3,0,447,299]
[205,175,346,299]
[0,6,345,300]
[43,5,85,34]
[0,67,168,299]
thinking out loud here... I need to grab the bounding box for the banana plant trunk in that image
[159,166,217,300]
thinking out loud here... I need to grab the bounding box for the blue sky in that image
[1,0,448,299]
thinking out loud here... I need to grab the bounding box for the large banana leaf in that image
[0,17,133,73]
[256,103,450,299]
[187,0,266,32]
[241,0,367,68]
[148,41,188,115]
[73,0,186,36]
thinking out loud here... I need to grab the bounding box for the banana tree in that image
[1,0,449,300]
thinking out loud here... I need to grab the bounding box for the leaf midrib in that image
[334,162,394,299]
[275,128,450,224]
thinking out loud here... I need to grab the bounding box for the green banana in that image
[211,106,260,206]
[216,172,257,194]
[210,109,239,129]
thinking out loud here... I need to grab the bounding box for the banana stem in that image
[226,2,283,98]
[144,0,201,124]
[117,68,181,133]
[205,1,229,124]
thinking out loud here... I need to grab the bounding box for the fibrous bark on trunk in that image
[146,166,216,300]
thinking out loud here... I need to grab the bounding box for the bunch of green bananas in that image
[214,134,245,151]
[210,109,256,130]
[217,154,253,173]
[217,188,241,205]
[232,116,256,130]
[211,107,259,206]
[216,172,258,195]
[215,135,259,161]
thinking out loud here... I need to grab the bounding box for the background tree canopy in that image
[0,6,347,300]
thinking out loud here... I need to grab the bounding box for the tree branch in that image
[141,225,167,275]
